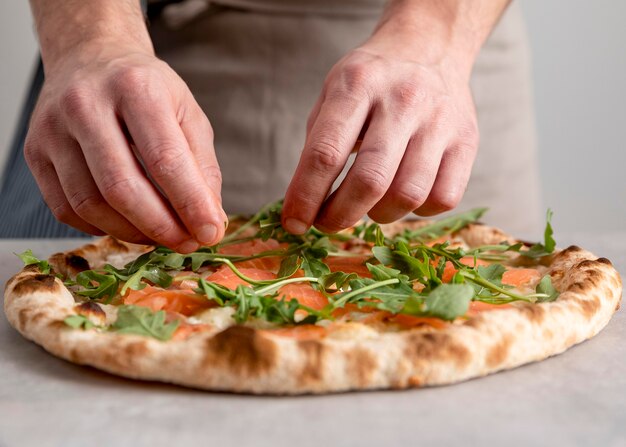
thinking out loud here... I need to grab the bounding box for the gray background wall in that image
[1,0,624,233]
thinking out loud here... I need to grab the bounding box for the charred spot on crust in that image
[17,308,47,329]
[12,274,59,296]
[75,302,106,324]
[576,259,599,270]
[596,257,612,266]
[562,245,583,254]
[204,326,277,377]
[568,295,601,320]
[95,341,150,371]
[486,335,513,368]
[297,340,325,384]
[103,237,131,253]
[404,332,471,370]
[67,255,90,272]
[345,347,377,387]
[408,376,423,388]
[517,303,546,324]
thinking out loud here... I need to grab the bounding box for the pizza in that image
[4,201,622,394]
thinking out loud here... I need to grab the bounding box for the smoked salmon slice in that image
[123,285,213,316]
[218,239,287,272]
[501,268,542,287]
[325,255,372,278]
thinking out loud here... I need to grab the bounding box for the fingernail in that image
[284,217,308,235]
[177,239,199,253]
[197,224,218,245]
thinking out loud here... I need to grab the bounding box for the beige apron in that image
[149,0,542,235]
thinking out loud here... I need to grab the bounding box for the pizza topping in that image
[110,305,179,341]
[20,200,563,341]
[16,249,51,274]
[75,301,106,325]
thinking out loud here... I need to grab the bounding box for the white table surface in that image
[1,235,624,447]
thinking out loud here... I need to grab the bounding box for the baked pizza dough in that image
[4,220,622,394]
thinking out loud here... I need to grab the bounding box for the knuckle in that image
[307,139,344,171]
[50,201,75,225]
[144,220,179,244]
[393,181,429,210]
[318,214,353,232]
[457,124,480,150]
[204,164,222,186]
[144,143,188,180]
[335,62,374,96]
[68,190,104,218]
[114,66,164,104]
[101,174,140,208]
[391,81,426,110]
[429,190,462,212]
[59,85,93,121]
[173,189,207,216]
[352,164,389,197]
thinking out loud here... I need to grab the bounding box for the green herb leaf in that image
[403,284,473,321]
[535,275,559,302]
[277,254,301,278]
[16,249,50,274]
[111,305,179,341]
[402,208,488,242]
[301,252,331,284]
[318,271,357,291]
[74,270,119,300]
[64,314,97,330]
[196,277,235,306]
[231,286,313,325]
[521,209,556,258]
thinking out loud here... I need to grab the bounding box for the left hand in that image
[282,36,479,234]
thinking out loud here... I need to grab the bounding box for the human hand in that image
[282,24,480,234]
[25,45,226,252]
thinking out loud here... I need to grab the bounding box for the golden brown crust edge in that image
[4,226,623,395]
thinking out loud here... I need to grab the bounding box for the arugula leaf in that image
[16,249,50,274]
[372,246,431,282]
[74,270,119,299]
[119,264,173,296]
[403,284,474,321]
[301,251,331,283]
[535,275,559,302]
[277,254,301,278]
[521,209,556,258]
[318,271,357,291]
[349,278,415,313]
[402,208,488,242]
[111,305,179,341]
[64,314,98,330]
[476,264,506,283]
[231,286,315,325]
[196,277,235,306]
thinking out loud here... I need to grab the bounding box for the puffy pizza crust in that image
[3,224,622,394]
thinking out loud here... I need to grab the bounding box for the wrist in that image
[366,1,492,80]
[31,0,154,75]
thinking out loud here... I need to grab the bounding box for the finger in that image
[313,106,410,232]
[367,130,448,223]
[51,139,153,244]
[180,99,224,200]
[120,94,226,246]
[306,93,324,136]
[62,96,198,252]
[414,142,477,216]
[282,92,370,234]
[25,155,104,236]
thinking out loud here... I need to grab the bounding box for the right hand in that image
[25,45,226,253]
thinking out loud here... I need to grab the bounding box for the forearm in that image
[30,0,153,72]
[369,0,510,77]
